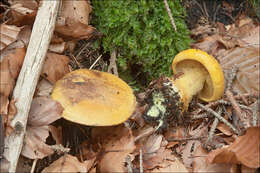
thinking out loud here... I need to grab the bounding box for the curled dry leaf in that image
[55,0,96,40]
[207,127,260,168]
[42,154,89,173]
[21,97,63,159]
[41,52,70,84]
[193,145,237,172]
[91,125,135,172]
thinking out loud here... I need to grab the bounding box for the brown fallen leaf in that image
[143,134,163,154]
[35,79,53,97]
[151,153,188,173]
[8,0,38,26]
[193,145,237,172]
[0,41,26,98]
[207,127,260,168]
[218,46,259,93]
[0,24,21,50]
[0,95,9,114]
[192,16,259,94]
[42,154,90,173]
[3,99,17,136]
[164,127,186,148]
[27,97,63,126]
[21,97,63,159]
[216,122,232,136]
[55,0,96,40]
[91,125,136,172]
[41,52,70,84]
[48,125,62,145]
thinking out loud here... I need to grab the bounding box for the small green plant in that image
[91,0,191,87]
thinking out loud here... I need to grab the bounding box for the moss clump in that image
[91,0,191,87]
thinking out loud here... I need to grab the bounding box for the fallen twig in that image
[206,107,222,146]
[3,1,61,172]
[226,90,248,127]
[167,136,205,142]
[89,55,102,70]
[30,159,38,173]
[107,49,118,76]
[139,149,143,173]
[125,155,133,173]
[163,0,177,31]
[197,103,240,135]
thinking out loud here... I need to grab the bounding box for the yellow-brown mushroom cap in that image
[51,69,136,126]
[172,49,225,102]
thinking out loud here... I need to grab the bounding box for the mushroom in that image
[171,49,225,110]
[143,49,225,129]
[51,69,136,126]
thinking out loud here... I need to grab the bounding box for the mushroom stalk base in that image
[172,62,208,109]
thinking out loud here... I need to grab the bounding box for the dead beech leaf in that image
[0,24,21,50]
[193,145,237,172]
[21,97,63,159]
[143,134,163,154]
[143,147,172,170]
[207,127,260,168]
[164,127,186,148]
[55,17,96,40]
[49,42,67,54]
[41,52,70,84]
[151,154,188,173]
[35,79,53,97]
[59,0,92,25]
[8,1,37,26]
[17,25,32,46]
[49,125,62,145]
[3,99,17,136]
[0,95,9,114]
[28,97,62,126]
[22,126,54,159]
[216,122,232,136]
[0,41,26,97]
[42,154,89,173]
[218,46,259,93]
[55,0,96,40]
[91,125,135,172]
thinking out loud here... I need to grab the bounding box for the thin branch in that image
[226,90,248,126]
[89,55,102,70]
[197,103,240,135]
[30,159,38,173]
[107,49,118,76]
[139,149,143,173]
[163,0,177,31]
[167,136,205,142]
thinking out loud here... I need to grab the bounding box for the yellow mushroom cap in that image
[172,49,225,102]
[51,69,136,126]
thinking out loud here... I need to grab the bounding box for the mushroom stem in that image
[172,61,208,109]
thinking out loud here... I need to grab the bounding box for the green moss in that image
[91,0,191,87]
